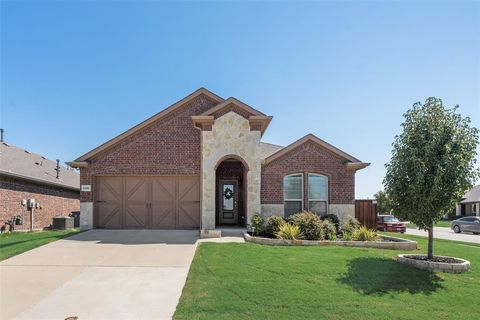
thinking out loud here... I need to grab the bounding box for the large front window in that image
[308,173,328,215]
[284,174,303,218]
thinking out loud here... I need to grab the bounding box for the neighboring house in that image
[0,142,80,230]
[68,88,369,235]
[455,185,480,217]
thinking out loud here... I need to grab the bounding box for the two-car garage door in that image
[95,176,200,229]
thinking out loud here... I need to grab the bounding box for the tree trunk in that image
[427,224,434,260]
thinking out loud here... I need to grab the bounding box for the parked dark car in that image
[377,215,406,233]
[451,216,480,234]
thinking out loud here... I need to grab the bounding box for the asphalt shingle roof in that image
[0,142,79,191]
[259,142,284,160]
[460,185,480,204]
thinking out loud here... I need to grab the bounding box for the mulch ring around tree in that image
[403,255,465,264]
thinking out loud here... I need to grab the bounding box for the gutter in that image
[0,170,80,192]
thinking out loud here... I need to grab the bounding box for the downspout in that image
[192,122,204,231]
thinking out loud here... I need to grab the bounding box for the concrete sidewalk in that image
[405,226,480,244]
[0,230,200,320]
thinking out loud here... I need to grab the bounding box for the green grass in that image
[0,229,81,261]
[407,220,452,228]
[175,234,480,320]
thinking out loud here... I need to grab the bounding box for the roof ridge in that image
[74,87,224,161]
[260,141,284,148]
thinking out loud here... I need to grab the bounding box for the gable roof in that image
[0,142,79,191]
[262,134,369,170]
[73,88,224,162]
[260,142,284,159]
[199,97,266,117]
[460,185,480,204]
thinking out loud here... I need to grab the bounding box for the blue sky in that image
[1,1,479,198]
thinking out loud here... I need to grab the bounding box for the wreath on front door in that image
[223,187,234,200]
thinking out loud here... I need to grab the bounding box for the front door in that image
[219,180,238,224]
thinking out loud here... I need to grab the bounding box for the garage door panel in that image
[96,177,123,228]
[96,203,122,228]
[95,176,200,229]
[151,203,176,228]
[152,178,175,201]
[177,202,200,228]
[178,178,200,202]
[97,177,123,201]
[125,178,148,201]
[151,177,176,228]
[177,177,200,228]
[124,177,148,228]
[124,205,148,228]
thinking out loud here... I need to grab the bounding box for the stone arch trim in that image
[214,154,250,172]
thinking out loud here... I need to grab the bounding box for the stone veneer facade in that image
[201,112,262,229]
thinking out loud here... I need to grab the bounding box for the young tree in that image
[384,98,479,259]
[374,190,393,214]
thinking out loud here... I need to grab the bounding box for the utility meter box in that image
[27,199,36,208]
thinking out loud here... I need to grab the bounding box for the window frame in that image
[307,173,329,215]
[283,173,304,217]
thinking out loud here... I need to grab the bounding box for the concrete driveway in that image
[405,226,480,244]
[0,229,199,320]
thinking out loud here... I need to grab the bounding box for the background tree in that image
[384,97,479,259]
[374,190,393,214]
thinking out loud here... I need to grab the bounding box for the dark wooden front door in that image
[219,180,238,225]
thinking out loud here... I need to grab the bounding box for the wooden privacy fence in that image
[355,200,377,229]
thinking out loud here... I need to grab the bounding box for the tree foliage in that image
[373,190,393,214]
[384,97,479,258]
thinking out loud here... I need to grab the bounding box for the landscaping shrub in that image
[289,211,323,240]
[275,223,302,240]
[352,226,377,241]
[251,214,264,236]
[321,214,340,232]
[341,217,361,234]
[342,231,353,241]
[265,216,285,238]
[322,220,337,240]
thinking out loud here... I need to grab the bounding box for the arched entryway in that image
[215,156,248,226]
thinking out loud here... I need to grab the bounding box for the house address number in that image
[81,185,91,192]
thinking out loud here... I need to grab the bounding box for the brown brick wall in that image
[80,94,218,202]
[0,176,79,231]
[261,141,355,206]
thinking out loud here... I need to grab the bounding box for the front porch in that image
[215,158,248,228]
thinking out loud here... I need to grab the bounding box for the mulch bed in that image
[403,255,464,264]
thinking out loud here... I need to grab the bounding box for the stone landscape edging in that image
[397,254,470,273]
[243,233,417,250]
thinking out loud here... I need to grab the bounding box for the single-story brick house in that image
[0,142,80,231]
[68,88,369,235]
[455,185,480,217]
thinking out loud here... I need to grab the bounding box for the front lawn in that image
[175,234,479,320]
[407,220,452,228]
[0,229,81,261]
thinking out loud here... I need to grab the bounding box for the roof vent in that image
[24,150,30,154]
[55,159,61,179]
